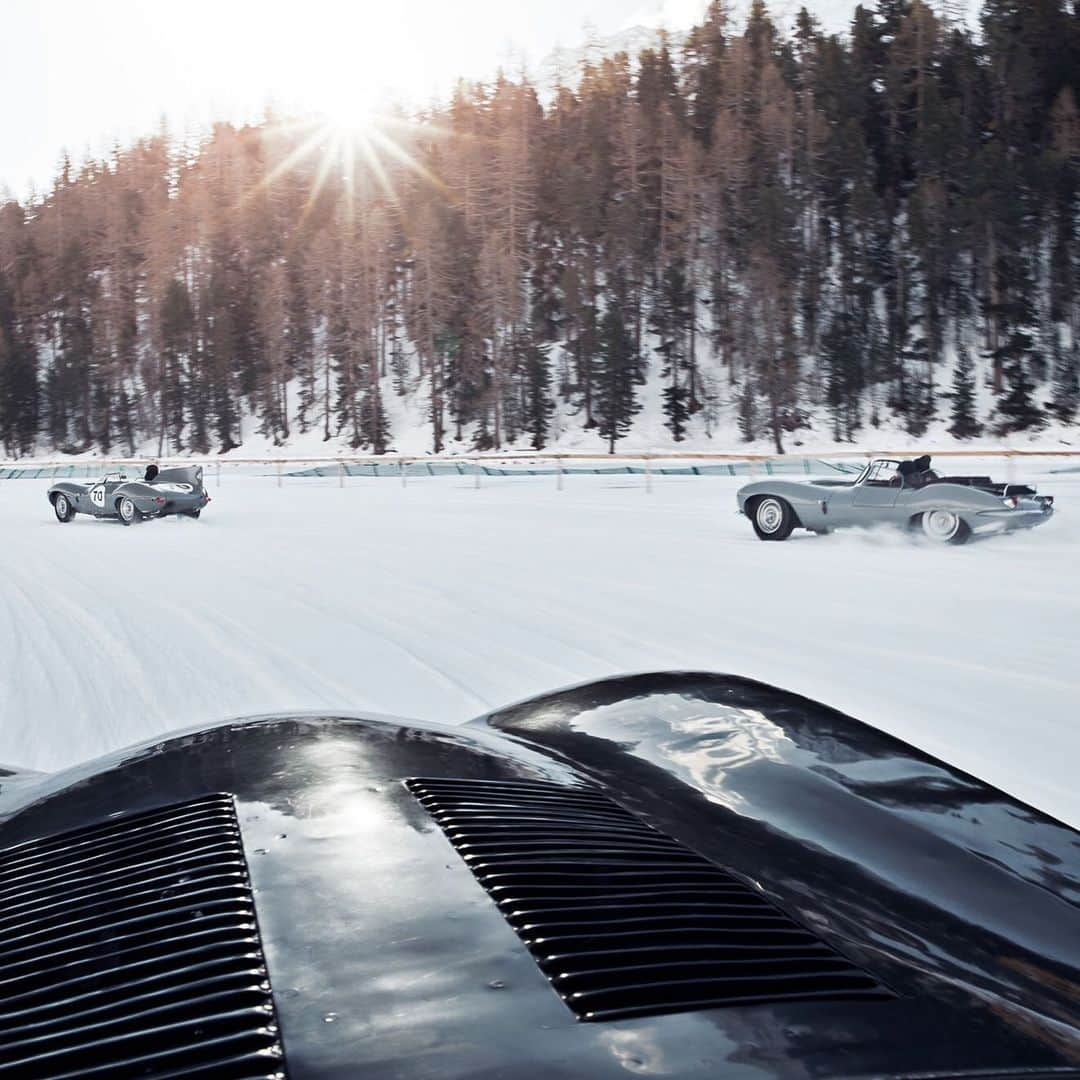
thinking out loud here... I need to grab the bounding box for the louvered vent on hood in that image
[0,793,287,1079]
[406,777,892,1022]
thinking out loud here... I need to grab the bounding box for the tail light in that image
[154,496,165,504]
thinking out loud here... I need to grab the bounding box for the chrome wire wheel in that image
[921,509,961,542]
[54,494,73,522]
[756,498,785,535]
[118,497,136,525]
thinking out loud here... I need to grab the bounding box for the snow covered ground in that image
[1,463,1078,828]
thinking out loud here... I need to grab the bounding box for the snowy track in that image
[1,468,1078,827]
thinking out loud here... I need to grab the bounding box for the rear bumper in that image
[975,507,1054,531]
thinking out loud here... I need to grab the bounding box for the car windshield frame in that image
[855,459,903,486]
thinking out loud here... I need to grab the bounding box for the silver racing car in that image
[738,455,1054,543]
[47,464,210,525]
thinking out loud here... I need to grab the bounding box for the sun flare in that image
[317,93,383,139]
[254,102,444,224]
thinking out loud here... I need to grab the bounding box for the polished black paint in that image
[405,776,893,1022]
[475,675,1080,1053]
[1,675,1078,1078]
[0,794,286,1079]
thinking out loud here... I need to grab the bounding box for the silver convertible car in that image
[738,455,1054,543]
[47,464,210,525]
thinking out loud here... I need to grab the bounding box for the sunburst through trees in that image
[1,0,1079,460]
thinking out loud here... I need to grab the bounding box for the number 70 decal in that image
[90,485,106,508]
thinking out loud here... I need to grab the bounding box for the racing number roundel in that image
[90,485,106,509]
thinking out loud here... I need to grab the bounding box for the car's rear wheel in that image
[182,509,201,520]
[751,496,795,541]
[53,494,75,523]
[117,496,138,526]
[921,509,970,545]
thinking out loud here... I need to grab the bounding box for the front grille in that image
[406,777,892,1022]
[0,794,287,1079]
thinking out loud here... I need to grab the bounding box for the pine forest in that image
[1,0,1079,459]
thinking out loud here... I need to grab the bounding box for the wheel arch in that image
[913,507,974,544]
[746,492,804,529]
[114,491,142,519]
[48,484,82,506]
[907,507,980,528]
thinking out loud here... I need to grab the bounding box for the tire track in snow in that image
[2,471,1078,831]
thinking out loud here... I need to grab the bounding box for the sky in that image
[0,0,975,198]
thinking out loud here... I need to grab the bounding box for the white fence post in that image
[473,458,481,490]
[556,455,564,491]
[216,461,221,487]
[645,453,653,494]
[400,458,407,488]
[339,461,345,488]
[276,461,283,488]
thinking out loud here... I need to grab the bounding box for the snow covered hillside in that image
[2,463,1077,828]
[4,0,1075,465]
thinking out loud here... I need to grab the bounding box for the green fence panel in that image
[4,457,864,482]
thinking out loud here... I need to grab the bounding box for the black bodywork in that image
[899,455,1040,496]
[1,673,1077,1078]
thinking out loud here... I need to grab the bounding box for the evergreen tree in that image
[359,382,390,454]
[899,327,935,437]
[327,293,359,449]
[529,237,563,342]
[822,312,862,441]
[595,296,640,453]
[390,337,409,398]
[650,262,692,441]
[522,336,554,450]
[0,272,38,458]
[160,279,194,453]
[472,402,496,452]
[948,347,982,438]
[285,254,316,432]
[737,380,757,443]
[205,259,240,453]
[1049,342,1079,424]
[684,2,730,147]
[187,289,213,455]
[994,330,1045,433]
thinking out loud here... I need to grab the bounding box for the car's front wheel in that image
[751,496,795,541]
[53,494,75,523]
[117,496,138,526]
[920,509,970,545]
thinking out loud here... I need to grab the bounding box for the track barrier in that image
[2,449,1077,486]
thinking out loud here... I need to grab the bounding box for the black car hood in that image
[1,673,1078,1079]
